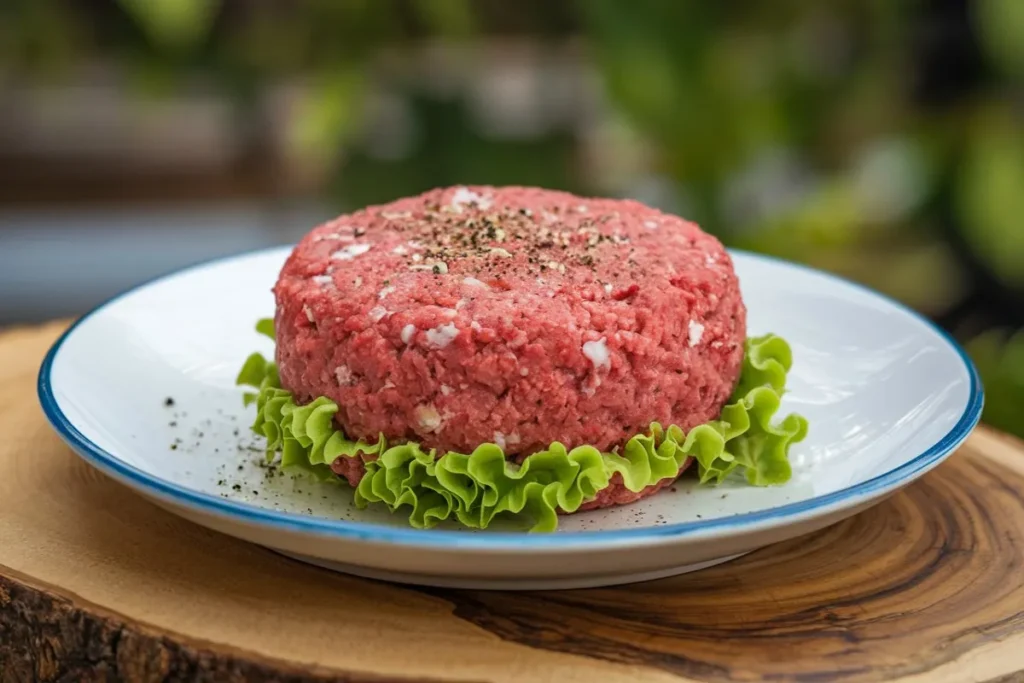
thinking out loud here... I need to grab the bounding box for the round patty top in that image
[274,185,746,455]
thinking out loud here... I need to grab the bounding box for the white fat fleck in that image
[442,308,458,318]
[577,205,588,213]
[353,276,363,288]
[603,283,613,294]
[507,431,521,446]
[493,432,507,451]
[463,277,487,288]
[407,240,424,250]
[303,305,315,322]
[711,341,724,349]
[381,211,412,220]
[392,245,409,255]
[411,253,423,262]
[382,380,395,389]
[545,260,566,274]
[425,322,459,349]
[378,285,396,299]
[414,404,443,433]
[331,243,372,260]
[455,299,468,310]
[368,306,388,322]
[451,186,493,211]
[440,384,453,396]
[689,320,705,347]
[409,262,447,273]
[401,324,417,344]
[470,321,482,332]
[313,274,333,285]
[644,220,658,229]
[488,247,512,259]
[520,368,529,377]
[335,365,352,385]
[582,338,610,371]
[706,254,717,266]
[313,231,351,243]
[543,211,558,223]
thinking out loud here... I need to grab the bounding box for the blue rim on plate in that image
[37,247,984,550]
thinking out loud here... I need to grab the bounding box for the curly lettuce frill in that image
[236,320,808,532]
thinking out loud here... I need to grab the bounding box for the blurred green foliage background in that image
[0,0,1021,435]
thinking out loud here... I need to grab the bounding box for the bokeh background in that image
[1,0,1021,435]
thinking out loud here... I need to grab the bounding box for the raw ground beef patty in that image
[273,185,747,509]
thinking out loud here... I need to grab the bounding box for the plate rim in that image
[37,245,984,551]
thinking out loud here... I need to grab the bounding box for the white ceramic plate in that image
[39,247,983,590]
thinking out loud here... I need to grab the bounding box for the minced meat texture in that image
[274,185,746,462]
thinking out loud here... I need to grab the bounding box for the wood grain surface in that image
[2,322,1023,683]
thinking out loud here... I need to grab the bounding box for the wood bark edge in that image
[0,566,457,683]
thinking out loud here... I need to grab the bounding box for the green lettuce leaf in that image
[236,321,808,532]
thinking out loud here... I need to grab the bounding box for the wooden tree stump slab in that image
[2,322,1023,683]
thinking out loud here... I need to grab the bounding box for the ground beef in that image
[279,185,745,509]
